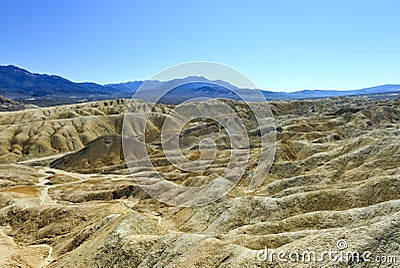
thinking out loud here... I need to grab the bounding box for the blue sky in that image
[1,0,399,92]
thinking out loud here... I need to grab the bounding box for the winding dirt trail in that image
[37,175,57,206]
[28,244,54,268]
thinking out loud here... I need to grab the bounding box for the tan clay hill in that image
[0,96,399,267]
[0,92,28,112]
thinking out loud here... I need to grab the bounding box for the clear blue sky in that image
[1,0,399,92]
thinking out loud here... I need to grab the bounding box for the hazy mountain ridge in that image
[1,65,400,107]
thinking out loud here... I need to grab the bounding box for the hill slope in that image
[0,92,29,111]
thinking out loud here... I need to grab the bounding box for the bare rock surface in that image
[0,96,399,267]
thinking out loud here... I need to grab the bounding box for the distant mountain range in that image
[1,65,399,106]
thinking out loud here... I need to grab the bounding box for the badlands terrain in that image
[0,95,399,267]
